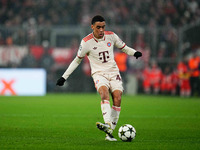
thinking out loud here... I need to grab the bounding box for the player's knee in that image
[98,86,110,100]
[112,90,122,106]
[113,96,122,106]
[113,98,121,107]
[100,94,110,101]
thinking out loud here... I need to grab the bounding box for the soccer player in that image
[56,15,142,141]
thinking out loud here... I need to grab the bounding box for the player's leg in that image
[97,86,118,141]
[154,83,160,94]
[143,80,150,94]
[93,74,116,141]
[109,72,123,131]
[98,86,111,125]
[110,90,122,131]
[93,73,111,124]
[185,80,191,97]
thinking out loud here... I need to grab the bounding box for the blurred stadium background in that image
[0,0,200,96]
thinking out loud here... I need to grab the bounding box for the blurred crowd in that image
[0,0,200,96]
[0,0,199,26]
[115,47,200,97]
[138,51,200,97]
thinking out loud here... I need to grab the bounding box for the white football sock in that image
[101,100,111,125]
[110,105,121,130]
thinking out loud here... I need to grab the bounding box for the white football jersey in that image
[77,31,126,75]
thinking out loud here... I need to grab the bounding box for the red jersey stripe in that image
[120,44,126,49]
[101,100,110,104]
[104,31,114,35]
[83,33,93,42]
[77,55,84,59]
[112,106,121,111]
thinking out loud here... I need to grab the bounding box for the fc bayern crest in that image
[107,42,111,47]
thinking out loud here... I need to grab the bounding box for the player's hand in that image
[56,77,66,86]
[134,51,142,59]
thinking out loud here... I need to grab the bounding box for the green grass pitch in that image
[0,94,200,150]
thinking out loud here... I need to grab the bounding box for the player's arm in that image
[113,33,142,59]
[121,45,142,59]
[56,40,87,86]
[56,56,83,86]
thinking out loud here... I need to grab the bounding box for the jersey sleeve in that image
[77,40,89,59]
[62,56,82,80]
[113,33,126,49]
[113,33,137,56]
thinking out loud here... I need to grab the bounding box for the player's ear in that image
[91,24,94,30]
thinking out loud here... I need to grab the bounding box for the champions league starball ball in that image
[118,124,136,142]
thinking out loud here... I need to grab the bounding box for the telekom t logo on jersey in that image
[99,51,109,63]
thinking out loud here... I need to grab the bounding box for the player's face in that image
[91,21,106,39]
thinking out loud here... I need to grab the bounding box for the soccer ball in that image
[118,124,136,142]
